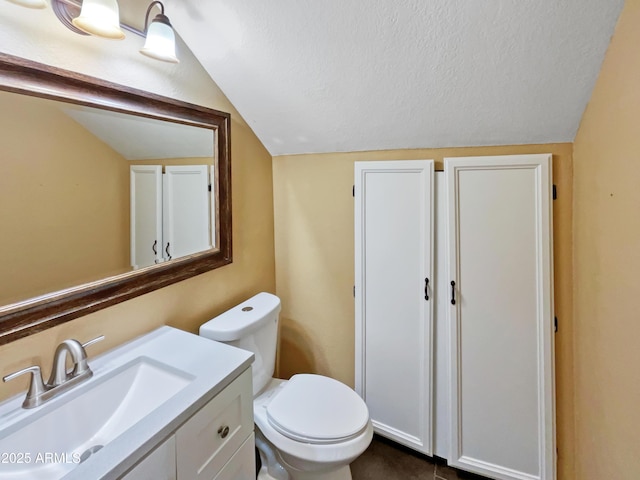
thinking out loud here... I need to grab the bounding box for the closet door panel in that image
[445,155,554,480]
[164,165,210,260]
[433,171,450,459]
[355,160,433,455]
[130,165,162,269]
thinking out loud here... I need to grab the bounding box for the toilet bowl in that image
[254,377,373,479]
[200,293,372,480]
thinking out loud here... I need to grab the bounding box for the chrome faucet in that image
[3,336,104,409]
[48,338,93,386]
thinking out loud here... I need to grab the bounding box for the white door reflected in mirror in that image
[131,165,214,269]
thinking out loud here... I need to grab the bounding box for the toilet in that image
[200,292,373,480]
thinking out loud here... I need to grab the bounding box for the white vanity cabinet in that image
[213,435,257,480]
[121,367,254,480]
[176,367,254,479]
[355,154,555,480]
[121,436,177,480]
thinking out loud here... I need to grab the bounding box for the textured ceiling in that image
[165,0,624,156]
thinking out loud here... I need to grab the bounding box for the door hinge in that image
[208,184,212,192]
[353,286,355,297]
[554,316,558,333]
[553,184,557,200]
[352,185,355,197]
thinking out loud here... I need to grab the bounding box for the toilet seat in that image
[266,374,369,445]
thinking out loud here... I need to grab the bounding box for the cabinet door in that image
[355,160,434,455]
[163,165,211,260]
[209,165,217,249]
[176,368,253,479]
[214,434,256,480]
[433,171,450,459]
[445,154,555,480]
[130,165,162,269]
[120,435,176,480]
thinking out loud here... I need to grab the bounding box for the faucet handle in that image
[71,336,104,377]
[3,366,47,409]
[82,335,105,350]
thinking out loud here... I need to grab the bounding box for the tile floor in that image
[351,435,489,480]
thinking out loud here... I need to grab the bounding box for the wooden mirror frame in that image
[0,53,232,346]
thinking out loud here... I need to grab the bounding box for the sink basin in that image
[0,357,192,480]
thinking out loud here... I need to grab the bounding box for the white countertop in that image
[0,326,254,480]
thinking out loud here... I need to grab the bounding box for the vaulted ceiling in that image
[165,0,624,156]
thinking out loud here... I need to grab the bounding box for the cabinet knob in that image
[218,425,230,439]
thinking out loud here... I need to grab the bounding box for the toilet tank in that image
[200,292,281,395]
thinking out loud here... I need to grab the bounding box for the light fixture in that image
[5,0,47,9]
[71,0,124,40]
[140,1,179,63]
[9,0,179,63]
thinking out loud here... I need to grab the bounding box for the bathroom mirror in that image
[0,53,232,345]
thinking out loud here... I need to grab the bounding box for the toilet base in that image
[255,428,353,480]
[257,463,352,480]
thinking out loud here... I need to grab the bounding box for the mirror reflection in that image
[0,90,217,307]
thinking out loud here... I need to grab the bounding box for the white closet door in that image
[445,154,555,480]
[130,165,162,269]
[164,165,210,260]
[209,165,217,249]
[433,171,450,458]
[355,160,434,455]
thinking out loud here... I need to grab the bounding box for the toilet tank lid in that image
[200,292,281,342]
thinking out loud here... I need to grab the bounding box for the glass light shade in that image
[140,18,179,63]
[5,0,47,8]
[72,0,125,39]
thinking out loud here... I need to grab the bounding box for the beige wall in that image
[273,143,574,479]
[0,92,130,305]
[0,13,276,403]
[573,0,640,478]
